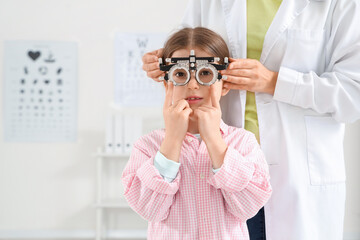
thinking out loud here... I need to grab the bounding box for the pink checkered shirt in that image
[122,120,272,240]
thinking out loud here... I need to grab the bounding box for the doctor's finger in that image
[220,68,253,78]
[146,70,164,82]
[142,61,160,72]
[222,76,251,85]
[156,48,164,58]
[142,49,160,64]
[223,82,248,91]
[227,58,257,69]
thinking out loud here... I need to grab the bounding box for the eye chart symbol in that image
[4,41,78,142]
[44,52,56,63]
[28,50,41,61]
[136,38,148,48]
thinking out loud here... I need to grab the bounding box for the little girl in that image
[121,27,272,240]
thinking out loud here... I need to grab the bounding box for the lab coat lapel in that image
[220,0,247,128]
[260,0,310,63]
[220,0,247,59]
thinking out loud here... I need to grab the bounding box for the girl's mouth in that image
[185,96,203,104]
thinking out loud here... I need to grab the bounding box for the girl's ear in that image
[221,82,230,96]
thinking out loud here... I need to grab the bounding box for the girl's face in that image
[165,47,230,110]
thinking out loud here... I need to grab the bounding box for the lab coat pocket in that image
[282,29,325,74]
[304,116,346,185]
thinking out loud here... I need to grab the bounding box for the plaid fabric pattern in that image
[122,121,272,240]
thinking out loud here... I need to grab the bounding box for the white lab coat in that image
[181,0,360,239]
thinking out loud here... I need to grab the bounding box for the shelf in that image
[95,145,141,240]
[105,229,147,239]
[0,229,147,239]
[95,152,130,158]
[95,147,131,158]
[95,198,130,209]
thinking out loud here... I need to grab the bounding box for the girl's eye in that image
[175,72,185,77]
[200,71,211,76]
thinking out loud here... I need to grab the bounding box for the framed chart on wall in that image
[3,41,78,142]
[114,32,167,107]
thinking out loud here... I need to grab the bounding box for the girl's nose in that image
[187,73,200,89]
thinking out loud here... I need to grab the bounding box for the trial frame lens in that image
[168,63,218,86]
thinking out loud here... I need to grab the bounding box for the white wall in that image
[0,0,188,238]
[0,0,359,239]
[344,121,360,239]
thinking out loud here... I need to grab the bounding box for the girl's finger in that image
[197,105,212,111]
[173,99,190,113]
[164,82,174,107]
[193,108,201,118]
[210,85,220,109]
[182,107,193,117]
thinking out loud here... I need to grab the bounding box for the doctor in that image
[142,0,360,239]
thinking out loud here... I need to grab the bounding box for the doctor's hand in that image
[142,48,164,82]
[220,58,278,95]
[160,82,192,162]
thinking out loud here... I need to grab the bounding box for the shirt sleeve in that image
[154,151,181,183]
[274,1,360,123]
[207,133,272,221]
[121,137,181,222]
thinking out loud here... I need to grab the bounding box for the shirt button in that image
[200,173,205,179]
[188,138,193,142]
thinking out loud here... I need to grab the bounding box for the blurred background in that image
[0,0,359,239]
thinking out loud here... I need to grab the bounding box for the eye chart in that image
[3,41,77,142]
[114,33,167,107]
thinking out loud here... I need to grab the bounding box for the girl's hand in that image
[142,48,165,82]
[160,82,193,162]
[194,85,222,144]
[194,85,227,169]
[220,58,278,95]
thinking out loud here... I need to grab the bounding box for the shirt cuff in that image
[273,66,302,104]
[136,157,180,195]
[154,151,181,183]
[212,167,221,174]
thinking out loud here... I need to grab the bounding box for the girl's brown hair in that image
[162,27,230,64]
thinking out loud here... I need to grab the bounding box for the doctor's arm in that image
[220,2,360,123]
[273,1,360,123]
